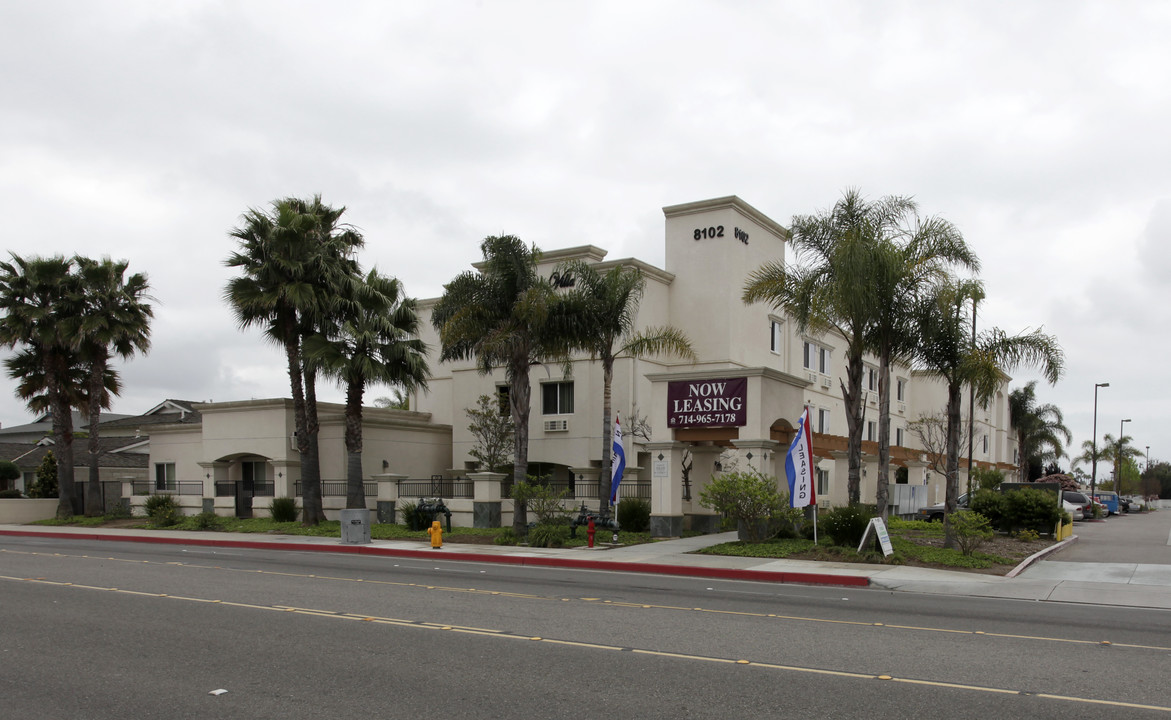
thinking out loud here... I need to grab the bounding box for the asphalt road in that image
[2,535,1170,719]
[1049,507,1171,564]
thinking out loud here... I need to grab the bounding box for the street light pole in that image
[1117,418,1131,494]
[1091,382,1109,503]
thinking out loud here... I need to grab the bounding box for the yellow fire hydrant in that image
[427,520,443,549]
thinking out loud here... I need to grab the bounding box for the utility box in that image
[340,508,371,544]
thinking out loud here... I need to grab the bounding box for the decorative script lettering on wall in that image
[667,378,748,428]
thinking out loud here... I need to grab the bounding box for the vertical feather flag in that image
[609,413,625,508]
[786,406,816,508]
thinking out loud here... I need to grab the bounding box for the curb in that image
[0,529,870,589]
[1005,534,1079,578]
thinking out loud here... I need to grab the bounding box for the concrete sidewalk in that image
[2,524,1169,609]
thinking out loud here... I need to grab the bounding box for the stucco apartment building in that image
[18,195,1013,533]
[411,196,1018,537]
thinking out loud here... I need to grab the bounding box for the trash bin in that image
[340,508,371,545]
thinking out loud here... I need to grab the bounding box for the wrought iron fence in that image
[130,481,204,496]
[530,481,651,502]
[294,480,377,497]
[396,477,473,500]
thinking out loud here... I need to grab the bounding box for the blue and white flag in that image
[609,413,626,507]
[785,407,816,508]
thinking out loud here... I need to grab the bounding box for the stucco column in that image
[270,460,299,499]
[645,441,687,537]
[469,471,506,528]
[731,438,781,477]
[373,472,405,524]
[861,452,878,506]
[686,445,724,534]
[829,450,850,508]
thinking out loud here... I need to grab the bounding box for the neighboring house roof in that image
[0,439,149,471]
[101,399,203,430]
[0,410,138,442]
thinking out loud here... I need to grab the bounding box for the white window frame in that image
[817,408,830,434]
[803,339,832,374]
[896,378,907,402]
[541,381,574,415]
[896,427,904,448]
[816,467,829,496]
[866,420,876,442]
[769,318,783,354]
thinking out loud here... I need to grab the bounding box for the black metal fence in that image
[543,481,651,502]
[214,482,275,497]
[397,477,473,500]
[294,480,377,497]
[130,481,205,496]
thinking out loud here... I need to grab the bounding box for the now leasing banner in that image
[667,377,748,428]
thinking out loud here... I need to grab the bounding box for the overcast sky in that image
[1,1,1166,474]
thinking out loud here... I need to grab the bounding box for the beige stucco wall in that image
[0,498,60,523]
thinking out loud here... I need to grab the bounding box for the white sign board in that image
[653,460,669,478]
[858,517,894,557]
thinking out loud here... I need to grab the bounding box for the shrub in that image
[0,488,23,499]
[821,504,873,547]
[1002,487,1061,533]
[970,489,1007,529]
[0,459,19,485]
[143,494,181,527]
[194,511,220,530]
[28,451,58,498]
[972,467,1005,492]
[698,470,796,543]
[512,482,571,525]
[617,497,651,532]
[269,497,300,523]
[1015,528,1041,542]
[494,528,519,545]
[528,523,569,548]
[105,500,132,519]
[398,501,424,530]
[950,511,994,556]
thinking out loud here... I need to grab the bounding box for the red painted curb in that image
[0,529,869,588]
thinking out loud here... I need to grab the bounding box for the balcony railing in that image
[396,478,473,500]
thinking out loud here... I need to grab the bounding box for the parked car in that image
[1062,500,1084,522]
[1092,491,1120,516]
[1126,496,1146,511]
[1063,491,1093,518]
[1116,496,1131,513]
[917,493,970,522]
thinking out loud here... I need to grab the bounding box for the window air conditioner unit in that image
[806,371,818,383]
[820,376,832,389]
[868,391,878,405]
[290,433,299,451]
[544,419,569,432]
[897,402,906,414]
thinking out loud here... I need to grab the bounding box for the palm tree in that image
[558,260,695,509]
[224,195,363,525]
[743,189,915,505]
[865,214,979,517]
[0,254,83,518]
[1008,381,1071,482]
[915,279,1064,546]
[303,270,429,509]
[73,256,153,516]
[431,235,571,535]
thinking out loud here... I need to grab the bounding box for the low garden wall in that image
[0,499,60,524]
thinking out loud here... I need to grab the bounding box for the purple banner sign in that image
[667,377,747,428]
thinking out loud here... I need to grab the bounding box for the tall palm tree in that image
[915,279,1064,546]
[558,260,695,509]
[1072,433,1142,481]
[865,213,979,517]
[432,235,571,535]
[743,189,915,505]
[73,256,153,516]
[1008,380,1071,482]
[0,254,83,518]
[303,270,429,509]
[224,195,363,525]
